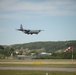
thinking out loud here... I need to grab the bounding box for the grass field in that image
[0,64,76,68]
[0,59,76,75]
[0,59,76,62]
[0,70,76,75]
[0,59,76,68]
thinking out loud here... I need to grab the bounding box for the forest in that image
[0,40,76,59]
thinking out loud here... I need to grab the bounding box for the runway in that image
[0,67,76,72]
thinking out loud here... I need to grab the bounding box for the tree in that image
[0,45,4,50]
[2,47,15,57]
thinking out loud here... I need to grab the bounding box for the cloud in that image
[0,0,76,20]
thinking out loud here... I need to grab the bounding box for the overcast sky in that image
[0,0,76,45]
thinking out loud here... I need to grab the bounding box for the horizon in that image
[1,40,76,46]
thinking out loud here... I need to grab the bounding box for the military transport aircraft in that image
[17,24,44,35]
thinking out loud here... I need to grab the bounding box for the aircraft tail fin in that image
[16,24,24,31]
[19,24,24,31]
[20,24,23,30]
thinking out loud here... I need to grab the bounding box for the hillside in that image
[0,40,76,59]
[11,40,76,53]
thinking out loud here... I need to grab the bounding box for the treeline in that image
[0,45,15,59]
[0,40,76,59]
[34,52,76,59]
[12,40,76,52]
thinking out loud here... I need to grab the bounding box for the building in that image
[16,55,30,60]
[40,52,52,56]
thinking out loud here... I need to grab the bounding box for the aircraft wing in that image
[23,30,30,34]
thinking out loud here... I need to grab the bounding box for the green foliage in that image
[0,70,75,75]
[12,40,76,59]
[12,40,76,52]
[0,40,76,59]
[0,45,4,50]
[3,47,15,57]
[0,46,15,58]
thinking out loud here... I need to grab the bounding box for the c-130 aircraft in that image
[17,24,44,35]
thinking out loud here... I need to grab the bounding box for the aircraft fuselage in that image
[23,30,41,34]
[17,24,42,35]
